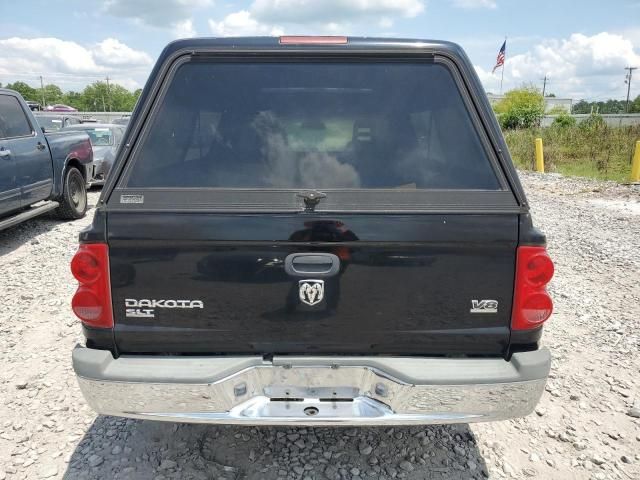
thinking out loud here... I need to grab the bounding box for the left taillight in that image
[512,246,554,331]
[71,243,113,328]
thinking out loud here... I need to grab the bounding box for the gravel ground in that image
[0,174,638,480]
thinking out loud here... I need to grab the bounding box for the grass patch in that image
[503,123,640,182]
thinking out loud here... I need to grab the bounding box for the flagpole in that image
[500,36,507,95]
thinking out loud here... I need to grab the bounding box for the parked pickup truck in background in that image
[0,89,92,231]
[71,37,554,426]
[34,112,82,132]
[62,123,125,186]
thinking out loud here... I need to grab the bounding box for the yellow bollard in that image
[631,140,640,183]
[534,138,545,173]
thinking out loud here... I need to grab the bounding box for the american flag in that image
[492,40,506,73]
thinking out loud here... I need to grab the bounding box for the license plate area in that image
[264,385,359,400]
[235,396,392,420]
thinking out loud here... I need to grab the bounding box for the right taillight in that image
[512,246,554,331]
[71,243,113,329]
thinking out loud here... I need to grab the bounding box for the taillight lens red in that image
[524,252,554,287]
[512,246,554,330]
[71,251,100,283]
[72,288,103,321]
[70,243,113,328]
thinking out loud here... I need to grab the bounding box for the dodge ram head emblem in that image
[299,280,324,306]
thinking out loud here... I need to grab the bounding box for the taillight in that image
[71,243,113,328]
[69,139,93,163]
[71,250,100,283]
[512,246,554,330]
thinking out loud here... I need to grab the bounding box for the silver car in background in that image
[62,124,124,185]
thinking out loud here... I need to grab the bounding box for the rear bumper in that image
[73,346,550,426]
[88,159,111,185]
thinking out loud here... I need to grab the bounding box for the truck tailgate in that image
[108,212,517,356]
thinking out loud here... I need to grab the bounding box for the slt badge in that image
[299,280,324,306]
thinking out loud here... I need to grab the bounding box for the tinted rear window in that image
[126,61,500,190]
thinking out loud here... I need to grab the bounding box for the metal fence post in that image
[535,138,545,173]
[631,141,640,183]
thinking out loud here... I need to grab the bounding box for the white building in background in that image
[486,93,573,113]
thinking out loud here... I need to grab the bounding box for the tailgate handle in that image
[284,253,340,278]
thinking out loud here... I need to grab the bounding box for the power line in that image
[624,67,637,113]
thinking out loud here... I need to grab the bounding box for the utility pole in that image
[105,75,111,112]
[39,75,46,108]
[541,75,549,97]
[625,67,637,113]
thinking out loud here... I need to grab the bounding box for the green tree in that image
[571,99,629,114]
[5,81,38,101]
[60,91,82,110]
[133,88,142,106]
[603,99,625,113]
[630,95,640,114]
[80,81,111,111]
[494,87,545,129]
[42,84,63,105]
[572,100,591,114]
[107,84,137,111]
[78,81,137,111]
[2,80,140,111]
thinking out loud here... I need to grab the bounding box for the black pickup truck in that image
[71,37,554,426]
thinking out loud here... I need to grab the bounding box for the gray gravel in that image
[0,174,639,480]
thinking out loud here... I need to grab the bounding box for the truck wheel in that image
[56,167,87,219]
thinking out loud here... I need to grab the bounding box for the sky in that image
[1,0,639,101]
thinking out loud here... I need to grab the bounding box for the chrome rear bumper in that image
[73,347,550,426]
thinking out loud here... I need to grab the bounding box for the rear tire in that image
[56,167,87,220]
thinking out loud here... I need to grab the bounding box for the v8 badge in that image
[470,299,498,313]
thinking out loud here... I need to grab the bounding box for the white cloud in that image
[102,0,208,37]
[108,76,142,91]
[173,19,197,38]
[208,11,284,37]
[92,38,153,66]
[618,27,640,47]
[452,0,497,8]
[250,0,424,24]
[102,0,212,27]
[0,37,103,76]
[208,0,425,37]
[0,37,152,91]
[475,32,640,99]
